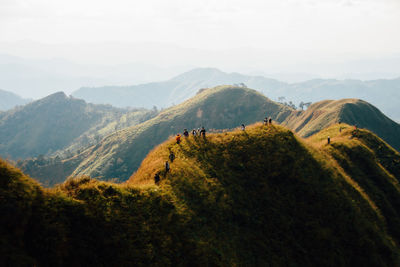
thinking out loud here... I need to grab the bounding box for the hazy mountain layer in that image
[72,68,400,121]
[72,68,286,109]
[282,98,400,151]
[0,89,30,111]
[1,124,399,266]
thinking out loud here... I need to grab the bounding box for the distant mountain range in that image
[0,89,30,111]
[0,54,188,99]
[72,68,400,122]
[72,68,286,109]
[0,92,156,160]
[16,86,400,186]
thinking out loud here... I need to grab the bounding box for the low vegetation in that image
[282,98,400,151]
[2,123,399,266]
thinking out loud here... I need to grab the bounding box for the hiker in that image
[169,152,175,163]
[197,128,201,135]
[241,124,245,131]
[165,161,170,173]
[264,117,268,125]
[192,129,197,136]
[176,134,181,144]
[200,127,206,137]
[327,136,331,144]
[183,129,189,137]
[269,118,272,124]
[154,172,160,185]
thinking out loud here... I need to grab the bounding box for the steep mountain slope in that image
[306,124,400,244]
[69,86,292,182]
[0,92,155,160]
[2,124,398,266]
[0,89,30,111]
[72,68,286,109]
[282,99,400,151]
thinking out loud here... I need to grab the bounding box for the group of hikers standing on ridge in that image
[155,127,206,184]
[155,117,273,185]
[176,127,206,144]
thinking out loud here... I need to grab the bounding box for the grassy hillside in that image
[0,92,156,160]
[307,124,400,244]
[71,86,293,182]
[282,98,400,151]
[2,124,399,266]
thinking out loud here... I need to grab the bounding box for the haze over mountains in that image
[0,54,189,99]
[0,89,30,111]
[72,68,400,122]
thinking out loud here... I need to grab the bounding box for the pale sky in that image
[1,0,399,51]
[0,0,400,74]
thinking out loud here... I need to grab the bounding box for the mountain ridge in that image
[282,98,400,151]
[2,123,399,265]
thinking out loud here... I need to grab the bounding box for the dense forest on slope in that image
[1,124,399,266]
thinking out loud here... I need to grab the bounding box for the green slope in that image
[308,124,400,244]
[71,86,293,181]
[1,124,399,266]
[0,91,155,160]
[282,98,400,151]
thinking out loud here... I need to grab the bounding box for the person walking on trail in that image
[241,124,245,131]
[197,128,200,135]
[327,136,331,144]
[165,161,170,173]
[192,129,197,136]
[176,134,181,144]
[200,127,206,137]
[269,118,272,124]
[169,152,175,163]
[183,129,189,137]
[154,172,160,185]
[264,117,268,125]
